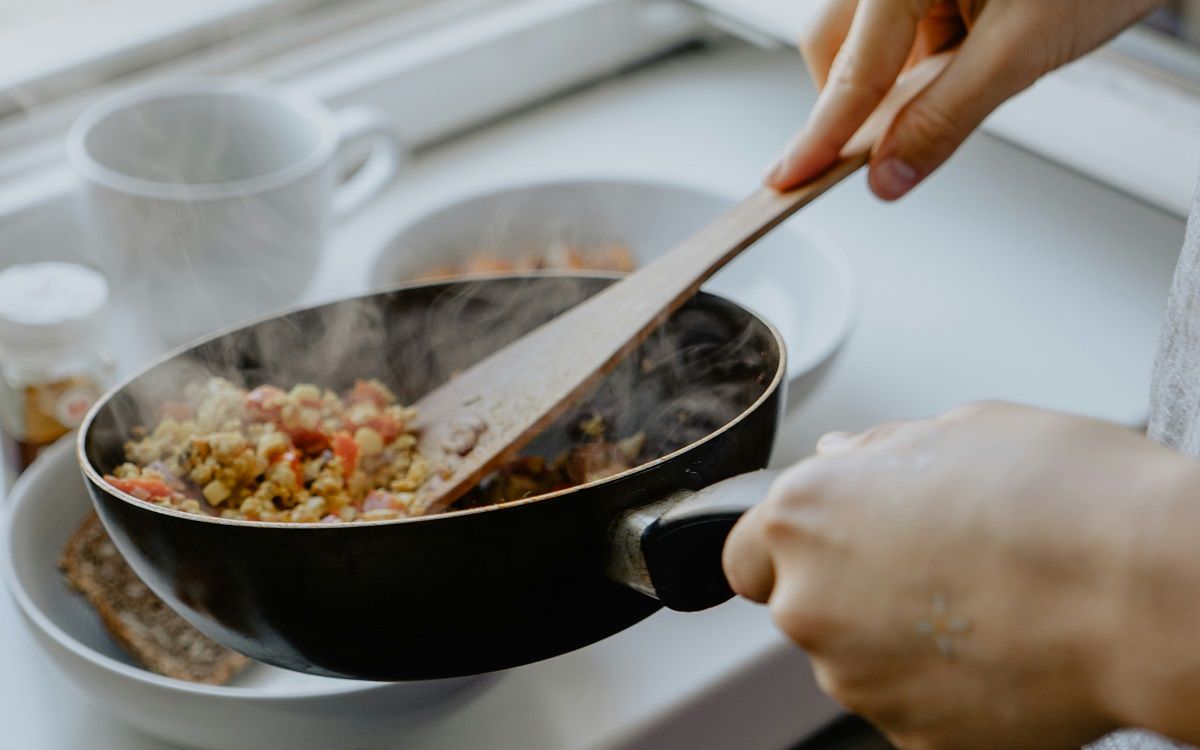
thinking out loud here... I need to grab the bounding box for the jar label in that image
[55,388,96,428]
[21,376,100,443]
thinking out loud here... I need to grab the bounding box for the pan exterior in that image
[80,275,783,680]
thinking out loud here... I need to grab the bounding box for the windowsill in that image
[0,0,342,116]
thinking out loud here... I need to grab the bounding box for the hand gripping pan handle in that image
[608,469,781,612]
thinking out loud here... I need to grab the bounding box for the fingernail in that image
[873,157,919,200]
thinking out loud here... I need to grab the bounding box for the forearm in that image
[1096,452,1200,742]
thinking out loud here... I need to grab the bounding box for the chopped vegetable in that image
[106,476,177,501]
[332,431,358,477]
[106,377,427,523]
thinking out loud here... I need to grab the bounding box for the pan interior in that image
[84,275,782,515]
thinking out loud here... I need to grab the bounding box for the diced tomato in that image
[346,380,392,409]
[363,414,403,443]
[245,385,286,421]
[159,401,194,421]
[249,387,330,453]
[271,449,304,486]
[286,427,329,454]
[332,431,358,477]
[105,476,176,501]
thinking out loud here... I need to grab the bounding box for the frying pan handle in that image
[607,469,780,612]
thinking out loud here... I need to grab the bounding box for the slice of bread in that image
[59,513,251,685]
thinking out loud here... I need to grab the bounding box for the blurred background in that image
[1,2,1199,750]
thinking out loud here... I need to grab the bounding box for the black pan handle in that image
[607,469,781,612]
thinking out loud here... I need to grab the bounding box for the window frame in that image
[0,0,349,115]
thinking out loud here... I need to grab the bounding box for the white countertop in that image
[0,39,1189,749]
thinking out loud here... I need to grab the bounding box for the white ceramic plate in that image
[369,177,858,404]
[0,439,495,750]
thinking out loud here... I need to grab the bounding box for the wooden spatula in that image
[409,54,952,516]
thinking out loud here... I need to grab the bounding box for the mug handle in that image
[331,107,407,219]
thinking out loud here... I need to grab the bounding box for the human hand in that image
[723,402,1200,749]
[766,0,1163,200]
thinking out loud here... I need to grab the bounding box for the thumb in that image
[869,20,1041,201]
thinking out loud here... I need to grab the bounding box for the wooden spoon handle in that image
[621,151,869,310]
[409,54,952,515]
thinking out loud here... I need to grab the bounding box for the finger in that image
[767,0,933,190]
[906,10,965,68]
[726,458,835,603]
[723,503,777,603]
[725,454,840,603]
[817,420,922,455]
[815,430,857,454]
[868,9,1045,200]
[798,0,858,90]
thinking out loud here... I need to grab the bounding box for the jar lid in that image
[0,262,110,358]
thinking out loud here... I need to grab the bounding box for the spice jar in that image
[0,262,115,487]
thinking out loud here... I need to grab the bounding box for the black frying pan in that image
[78,274,784,680]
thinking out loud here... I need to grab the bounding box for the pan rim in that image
[78,272,786,530]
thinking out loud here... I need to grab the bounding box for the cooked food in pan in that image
[463,418,645,507]
[103,375,650,523]
[416,244,636,280]
[104,378,428,523]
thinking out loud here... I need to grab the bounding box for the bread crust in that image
[60,514,250,685]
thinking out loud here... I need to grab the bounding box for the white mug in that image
[68,77,405,346]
